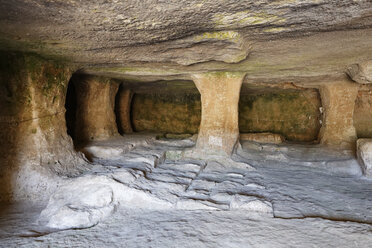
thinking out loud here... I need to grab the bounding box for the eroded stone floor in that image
[1,206,372,248]
[0,135,371,247]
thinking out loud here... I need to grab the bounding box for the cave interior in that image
[0,0,372,246]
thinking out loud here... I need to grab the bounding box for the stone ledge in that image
[347,61,372,85]
[240,132,285,144]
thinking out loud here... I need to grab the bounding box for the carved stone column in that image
[116,87,133,134]
[74,75,119,143]
[318,82,359,148]
[188,72,245,157]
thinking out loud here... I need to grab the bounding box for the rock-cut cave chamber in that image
[0,1,372,247]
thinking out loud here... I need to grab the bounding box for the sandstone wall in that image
[131,89,322,142]
[354,87,372,138]
[73,75,119,144]
[0,52,86,202]
[132,93,201,134]
[317,82,359,148]
[191,72,244,156]
[239,90,321,142]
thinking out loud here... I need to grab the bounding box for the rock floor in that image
[1,135,372,247]
[2,206,372,248]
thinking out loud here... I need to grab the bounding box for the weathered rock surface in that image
[240,132,284,144]
[0,52,87,202]
[38,174,173,230]
[74,74,119,143]
[357,138,372,177]
[347,60,372,84]
[33,136,372,232]
[164,133,193,140]
[354,86,372,138]
[3,205,372,248]
[80,135,151,161]
[318,81,359,148]
[130,86,321,142]
[38,177,116,229]
[81,146,126,161]
[238,140,363,177]
[187,72,245,157]
[132,93,201,135]
[0,1,371,83]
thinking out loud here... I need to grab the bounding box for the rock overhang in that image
[0,0,371,84]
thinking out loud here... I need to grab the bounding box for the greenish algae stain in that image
[194,31,241,42]
[0,51,70,123]
[132,90,321,142]
[213,11,286,28]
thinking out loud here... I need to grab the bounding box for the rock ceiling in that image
[0,0,372,83]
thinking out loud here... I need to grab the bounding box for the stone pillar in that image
[0,52,86,202]
[116,87,133,134]
[188,72,245,157]
[74,75,119,143]
[318,82,359,148]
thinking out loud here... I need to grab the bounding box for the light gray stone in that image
[357,138,372,177]
[347,61,372,84]
[230,195,273,215]
[38,177,116,229]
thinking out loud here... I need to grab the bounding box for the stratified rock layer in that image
[0,0,369,92]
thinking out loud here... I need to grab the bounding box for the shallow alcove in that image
[115,83,134,135]
[119,80,201,136]
[123,79,322,143]
[239,84,322,143]
[66,73,119,146]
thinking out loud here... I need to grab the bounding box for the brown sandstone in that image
[188,72,245,156]
[318,82,359,148]
[74,75,119,143]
